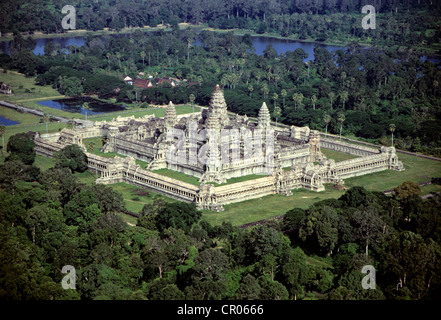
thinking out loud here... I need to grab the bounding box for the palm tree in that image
[311,95,317,110]
[341,71,347,87]
[106,52,111,70]
[338,113,345,140]
[340,91,348,109]
[274,105,281,127]
[280,89,287,108]
[261,84,269,99]
[43,113,49,134]
[83,102,90,121]
[389,124,396,147]
[324,114,331,134]
[140,51,146,66]
[189,94,196,113]
[248,85,254,98]
[293,93,304,110]
[116,52,121,69]
[0,124,5,155]
[273,93,278,110]
[328,92,335,109]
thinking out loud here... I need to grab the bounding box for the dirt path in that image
[14,96,65,103]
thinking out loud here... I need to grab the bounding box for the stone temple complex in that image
[34,85,404,212]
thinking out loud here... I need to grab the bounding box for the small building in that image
[155,77,176,87]
[133,78,153,89]
[123,76,134,85]
[0,82,12,95]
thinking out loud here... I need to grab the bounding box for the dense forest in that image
[1,0,441,48]
[1,133,440,300]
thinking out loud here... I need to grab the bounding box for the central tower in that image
[207,84,230,127]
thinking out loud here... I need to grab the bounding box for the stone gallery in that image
[34,85,404,211]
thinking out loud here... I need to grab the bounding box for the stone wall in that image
[320,138,379,156]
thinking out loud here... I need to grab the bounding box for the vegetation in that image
[54,144,88,173]
[1,0,440,302]
[1,144,440,300]
[1,1,441,54]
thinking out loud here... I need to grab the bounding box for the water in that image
[0,115,19,126]
[0,36,86,55]
[251,36,343,61]
[37,97,126,115]
[0,33,343,61]
[1,32,438,64]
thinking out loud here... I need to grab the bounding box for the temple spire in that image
[258,102,271,127]
[165,101,177,127]
[207,84,229,126]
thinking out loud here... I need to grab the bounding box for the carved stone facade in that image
[33,85,404,212]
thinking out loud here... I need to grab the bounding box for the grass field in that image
[321,148,358,162]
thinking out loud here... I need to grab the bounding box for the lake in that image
[1,31,439,64]
[37,97,126,115]
[0,115,19,126]
[0,33,343,61]
[0,36,86,56]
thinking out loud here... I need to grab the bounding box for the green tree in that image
[258,277,289,300]
[350,206,384,258]
[54,144,88,173]
[324,114,331,134]
[62,77,83,97]
[189,93,196,113]
[6,132,35,165]
[0,124,5,154]
[394,181,421,201]
[280,89,287,108]
[83,102,90,121]
[380,231,441,299]
[140,51,146,66]
[340,91,348,109]
[311,95,317,110]
[155,202,201,233]
[0,160,26,195]
[328,92,335,109]
[236,274,261,300]
[91,184,125,214]
[281,247,310,300]
[64,189,101,230]
[389,123,396,147]
[338,113,345,140]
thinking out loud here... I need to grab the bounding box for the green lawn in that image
[152,168,201,186]
[89,105,200,122]
[321,148,359,162]
[151,168,267,187]
[201,186,345,227]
